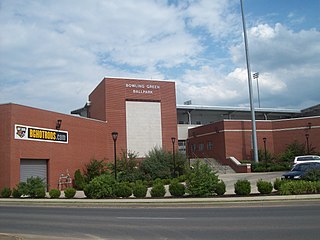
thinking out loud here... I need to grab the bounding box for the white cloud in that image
[176,66,246,106]
[223,22,320,108]
[186,0,240,39]
[0,0,319,113]
[0,0,202,113]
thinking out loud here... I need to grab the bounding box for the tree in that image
[186,160,219,197]
[83,159,108,182]
[140,147,172,180]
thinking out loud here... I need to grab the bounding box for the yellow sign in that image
[15,124,68,143]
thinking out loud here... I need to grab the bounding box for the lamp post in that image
[305,133,310,154]
[186,139,190,169]
[171,137,176,178]
[253,72,261,108]
[111,132,118,180]
[263,137,267,162]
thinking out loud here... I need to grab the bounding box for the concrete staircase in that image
[190,158,235,174]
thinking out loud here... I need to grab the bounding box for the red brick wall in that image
[0,103,109,190]
[188,117,320,163]
[89,77,177,155]
[0,104,12,188]
[89,80,106,121]
[0,78,178,190]
[188,121,226,162]
[272,117,320,154]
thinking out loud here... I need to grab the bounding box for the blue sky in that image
[1,0,319,114]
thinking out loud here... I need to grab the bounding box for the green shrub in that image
[84,173,115,199]
[64,187,76,199]
[153,178,163,185]
[279,181,294,195]
[35,188,46,198]
[1,187,12,198]
[256,179,273,194]
[169,180,185,197]
[234,179,251,196]
[251,162,291,172]
[273,178,283,191]
[279,140,310,162]
[132,183,147,198]
[140,148,172,180]
[162,178,171,185]
[16,177,46,198]
[279,180,320,195]
[314,181,320,193]
[251,163,267,172]
[116,151,142,183]
[12,188,22,198]
[150,183,166,198]
[186,160,219,197]
[178,174,187,182]
[215,180,226,196]
[117,169,142,183]
[269,163,291,172]
[84,159,108,182]
[49,188,61,198]
[114,183,132,198]
[74,169,86,190]
[302,169,320,182]
[143,179,153,188]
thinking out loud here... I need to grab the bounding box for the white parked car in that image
[293,155,320,165]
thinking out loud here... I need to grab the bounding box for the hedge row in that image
[2,178,320,199]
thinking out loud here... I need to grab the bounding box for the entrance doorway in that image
[20,159,48,187]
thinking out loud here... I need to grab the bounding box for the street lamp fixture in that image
[305,133,310,154]
[56,119,62,130]
[263,137,267,162]
[171,137,176,178]
[112,131,118,180]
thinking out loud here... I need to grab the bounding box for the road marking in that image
[117,217,185,220]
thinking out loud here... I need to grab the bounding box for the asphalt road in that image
[1,203,320,240]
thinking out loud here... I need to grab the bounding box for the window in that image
[199,143,204,151]
[207,141,213,150]
[192,144,196,152]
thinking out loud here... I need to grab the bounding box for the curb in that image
[1,194,320,206]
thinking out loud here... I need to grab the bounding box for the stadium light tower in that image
[253,72,261,108]
[240,0,259,163]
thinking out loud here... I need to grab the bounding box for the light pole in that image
[253,72,261,108]
[305,133,310,154]
[171,137,176,178]
[240,0,259,162]
[263,137,267,162]
[112,131,118,180]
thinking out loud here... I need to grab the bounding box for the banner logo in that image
[14,124,68,144]
[16,126,27,138]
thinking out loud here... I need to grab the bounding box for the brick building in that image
[187,116,320,171]
[0,76,319,189]
[0,77,177,190]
